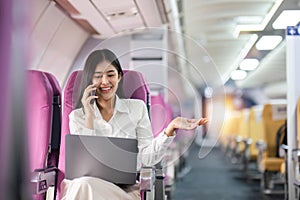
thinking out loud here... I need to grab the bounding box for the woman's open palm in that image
[172,117,208,130]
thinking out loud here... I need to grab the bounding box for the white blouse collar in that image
[92,95,129,119]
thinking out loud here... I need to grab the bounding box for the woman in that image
[61,49,208,200]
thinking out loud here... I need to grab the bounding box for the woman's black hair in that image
[74,49,123,109]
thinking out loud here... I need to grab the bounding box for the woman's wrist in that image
[84,113,94,129]
[165,123,176,137]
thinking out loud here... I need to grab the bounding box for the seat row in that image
[220,100,288,195]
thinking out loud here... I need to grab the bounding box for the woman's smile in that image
[98,86,113,94]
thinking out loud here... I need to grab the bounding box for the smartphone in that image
[89,90,96,104]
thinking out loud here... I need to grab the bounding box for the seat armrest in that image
[235,136,243,143]
[140,167,155,192]
[292,149,300,162]
[243,138,252,145]
[281,144,288,151]
[155,166,165,180]
[255,140,267,168]
[292,149,300,185]
[242,138,252,152]
[279,144,289,157]
[31,166,57,194]
[256,140,267,152]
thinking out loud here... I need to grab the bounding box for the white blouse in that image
[69,96,175,170]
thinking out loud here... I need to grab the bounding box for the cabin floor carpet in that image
[172,143,284,200]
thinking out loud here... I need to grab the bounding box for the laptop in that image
[65,134,138,185]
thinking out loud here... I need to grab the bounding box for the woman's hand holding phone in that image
[81,84,98,116]
[89,90,96,104]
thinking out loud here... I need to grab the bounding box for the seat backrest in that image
[27,70,61,199]
[220,113,230,146]
[238,108,250,139]
[249,105,264,157]
[262,102,287,157]
[230,111,241,138]
[121,70,150,111]
[44,72,62,168]
[297,98,300,148]
[57,71,81,199]
[57,69,150,198]
[220,111,240,148]
[150,94,173,137]
[27,70,52,172]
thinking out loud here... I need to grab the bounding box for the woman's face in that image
[92,60,121,101]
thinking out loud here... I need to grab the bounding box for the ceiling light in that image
[273,10,300,29]
[231,70,247,81]
[255,35,282,50]
[239,58,259,71]
[234,0,283,35]
[204,87,213,98]
[235,16,263,24]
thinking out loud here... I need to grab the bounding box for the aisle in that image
[172,144,284,200]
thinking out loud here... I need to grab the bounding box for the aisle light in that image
[235,16,263,24]
[239,58,259,71]
[230,70,247,80]
[273,10,300,29]
[204,86,213,98]
[233,0,283,35]
[255,35,282,50]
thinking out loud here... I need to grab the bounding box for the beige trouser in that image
[60,176,140,200]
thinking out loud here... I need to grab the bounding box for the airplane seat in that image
[240,105,265,178]
[219,112,236,152]
[224,112,241,159]
[256,102,286,193]
[292,98,300,198]
[232,109,250,165]
[249,105,264,162]
[150,94,170,137]
[260,103,286,171]
[172,113,197,182]
[162,102,176,184]
[28,70,62,200]
[120,70,151,112]
[57,71,80,200]
[43,72,62,171]
[150,94,176,195]
[219,111,239,155]
[57,70,163,200]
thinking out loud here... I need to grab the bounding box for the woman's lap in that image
[60,176,140,200]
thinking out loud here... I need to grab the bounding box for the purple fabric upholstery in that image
[27,71,53,172]
[57,69,150,199]
[150,94,174,185]
[44,72,62,98]
[27,70,61,200]
[57,71,81,199]
[43,72,62,169]
[150,95,173,137]
[121,70,150,102]
[0,1,12,198]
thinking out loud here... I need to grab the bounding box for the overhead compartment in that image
[54,0,168,38]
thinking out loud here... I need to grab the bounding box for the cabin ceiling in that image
[54,0,299,97]
[54,0,167,37]
[182,0,274,87]
[180,0,298,92]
